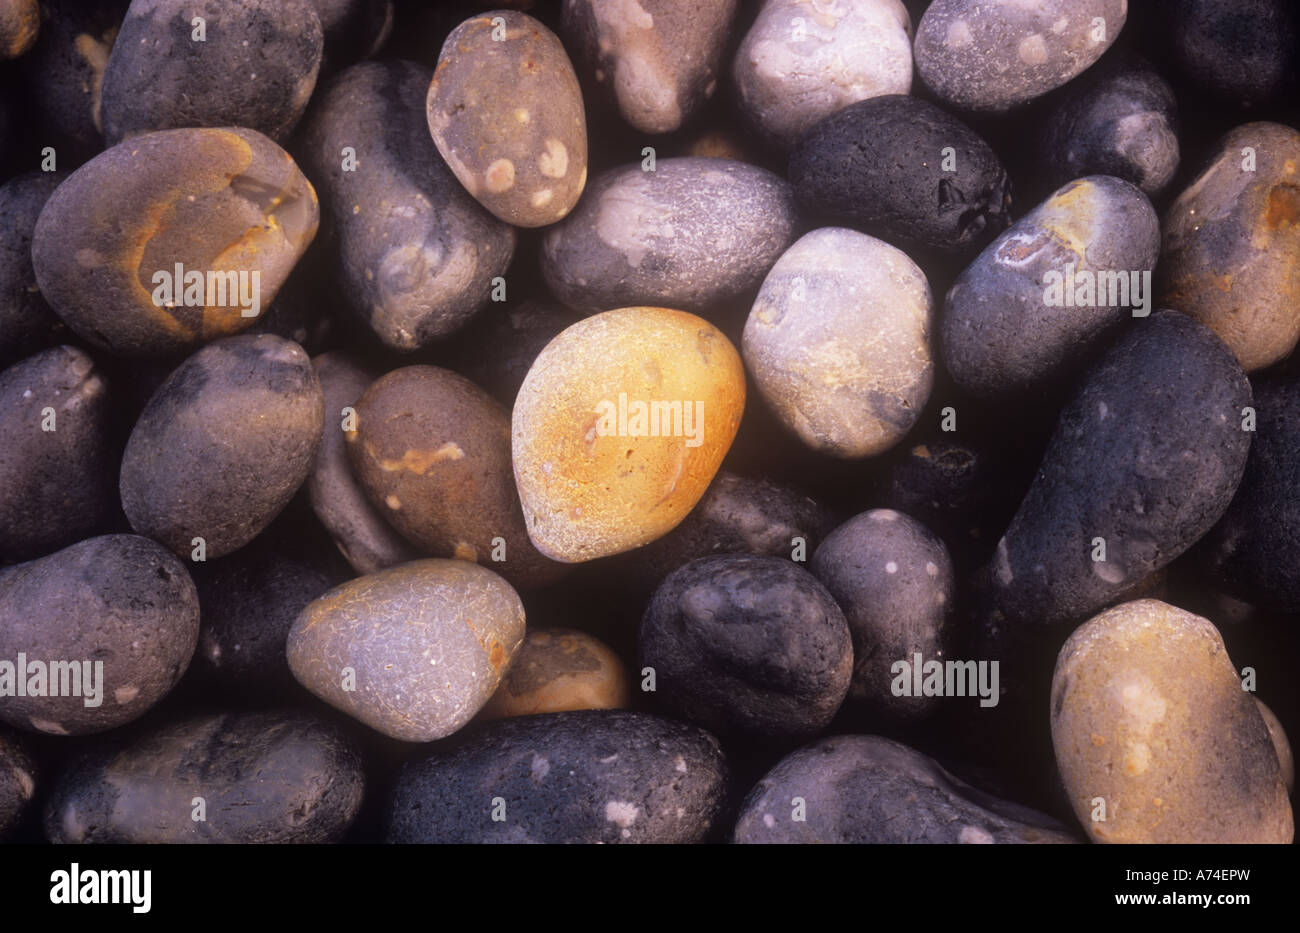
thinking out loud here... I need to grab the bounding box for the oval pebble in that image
[348,365,565,589]
[44,710,365,843]
[385,710,728,843]
[789,95,1011,254]
[914,0,1126,112]
[0,534,199,735]
[1161,122,1300,371]
[479,628,630,720]
[979,312,1251,628]
[540,157,798,316]
[1051,599,1293,843]
[300,60,515,350]
[810,510,954,722]
[512,306,745,562]
[640,555,852,741]
[32,127,319,357]
[734,735,1078,843]
[119,334,325,560]
[0,346,117,562]
[287,559,525,742]
[733,0,911,150]
[941,176,1161,399]
[100,0,322,144]
[743,227,933,459]
[428,10,587,226]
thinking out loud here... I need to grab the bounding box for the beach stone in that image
[734,735,1078,843]
[0,346,117,562]
[307,352,416,575]
[32,127,319,357]
[0,727,35,838]
[1165,0,1298,109]
[789,95,1011,254]
[44,710,364,843]
[100,0,322,145]
[562,0,736,135]
[1051,599,1293,843]
[640,555,852,741]
[0,534,199,736]
[287,559,526,742]
[0,172,67,369]
[914,0,1126,112]
[1034,55,1180,197]
[428,11,586,226]
[734,0,912,150]
[540,157,798,316]
[385,709,728,843]
[743,227,933,459]
[941,176,1161,399]
[978,312,1251,628]
[300,60,514,350]
[512,306,745,562]
[348,365,566,589]
[480,629,630,720]
[810,510,955,722]
[120,335,324,560]
[1161,122,1300,371]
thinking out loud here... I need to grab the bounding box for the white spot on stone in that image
[538,139,569,178]
[925,562,939,576]
[485,158,516,193]
[604,800,639,828]
[763,813,776,828]
[385,495,402,510]
[959,825,995,844]
[530,754,550,782]
[114,686,139,704]
[885,561,898,574]
[946,20,973,47]
[674,755,687,773]
[531,188,554,208]
[1018,34,1049,66]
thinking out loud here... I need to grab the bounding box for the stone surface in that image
[385,710,728,843]
[120,335,324,560]
[32,127,319,357]
[743,227,933,459]
[428,10,587,226]
[0,727,35,838]
[0,0,37,59]
[44,710,364,843]
[1256,699,1294,793]
[540,157,798,315]
[480,628,630,720]
[287,559,525,742]
[640,555,852,741]
[1161,122,1300,371]
[512,306,745,562]
[0,172,68,369]
[1051,599,1293,843]
[0,535,199,735]
[734,735,1078,843]
[1165,0,1298,109]
[300,60,514,350]
[810,509,954,722]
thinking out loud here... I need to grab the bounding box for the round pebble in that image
[479,628,630,720]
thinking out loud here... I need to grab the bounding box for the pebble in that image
[0,346,116,562]
[287,559,525,742]
[299,60,515,350]
[307,352,417,575]
[743,227,933,459]
[733,0,912,150]
[512,306,745,562]
[347,365,565,589]
[562,0,736,135]
[1051,599,1293,843]
[810,510,955,722]
[733,735,1078,843]
[941,176,1161,399]
[44,710,365,843]
[384,710,728,843]
[32,127,319,357]
[1165,0,1298,109]
[1033,55,1180,197]
[913,0,1126,112]
[540,157,798,315]
[100,0,322,145]
[0,728,35,838]
[119,334,324,560]
[0,172,66,369]
[789,95,1010,254]
[979,312,1252,628]
[640,555,852,741]
[479,628,630,720]
[429,10,587,226]
[1161,122,1300,371]
[0,534,199,735]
